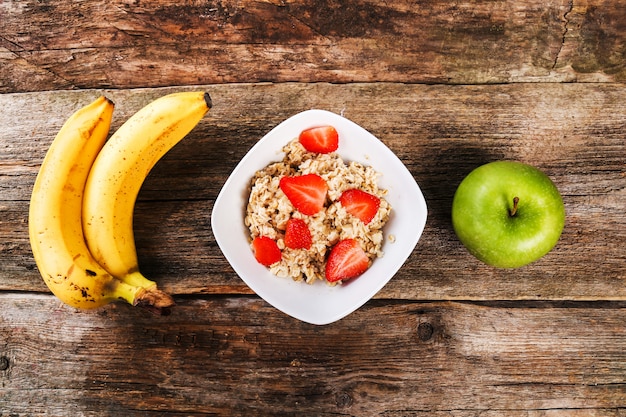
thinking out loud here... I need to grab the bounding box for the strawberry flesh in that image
[251,236,282,266]
[279,174,328,216]
[325,239,370,282]
[339,189,381,224]
[284,218,312,250]
[299,125,339,154]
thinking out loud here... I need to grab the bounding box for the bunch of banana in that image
[29,91,212,313]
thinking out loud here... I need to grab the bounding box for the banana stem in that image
[112,280,146,306]
[123,270,157,289]
[113,279,175,315]
[134,287,176,315]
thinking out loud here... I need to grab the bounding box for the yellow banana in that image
[82,91,212,288]
[29,96,173,311]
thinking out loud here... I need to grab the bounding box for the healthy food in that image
[298,125,339,154]
[325,238,370,282]
[245,126,391,284]
[29,92,211,312]
[451,160,565,268]
[279,174,328,215]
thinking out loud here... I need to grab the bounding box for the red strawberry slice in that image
[284,218,312,250]
[279,174,328,216]
[339,189,381,224]
[325,239,370,282]
[299,125,339,154]
[251,236,282,266]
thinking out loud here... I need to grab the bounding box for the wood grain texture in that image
[1,83,624,300]
[2,1,626,415]
[1,294,626,416]
[2,0,626,93]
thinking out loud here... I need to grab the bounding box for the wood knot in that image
[417,322,434,342]
[0,356,9,371]
[335,392,353,408]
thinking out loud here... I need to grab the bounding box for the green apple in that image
[452,161,565,268]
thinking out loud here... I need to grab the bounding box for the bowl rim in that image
[211,109,428,325]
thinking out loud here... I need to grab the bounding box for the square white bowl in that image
[211,109,427,325]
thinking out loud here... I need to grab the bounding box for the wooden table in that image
[1,1,625,415]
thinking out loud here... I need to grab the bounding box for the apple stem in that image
[509,197,520,217]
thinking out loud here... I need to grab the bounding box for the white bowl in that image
[211,109,427,325]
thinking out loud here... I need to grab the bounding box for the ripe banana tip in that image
[203,92,213,109]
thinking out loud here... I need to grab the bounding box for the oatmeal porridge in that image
[245,128,391,284]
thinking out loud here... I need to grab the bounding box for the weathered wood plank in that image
[2,2,625,414]
[2,0,625,92]
[1,294,625,416]
[0,83,624,300]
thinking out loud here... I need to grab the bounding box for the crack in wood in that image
[552,0,575,70]
[0,35,26,53]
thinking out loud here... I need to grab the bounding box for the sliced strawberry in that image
[279,174,328,216]
[299,125,339,154]
[284,218,312,250]
[325,239,370,282]
[339,189,381,224]
[251,236,282,266]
